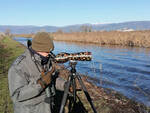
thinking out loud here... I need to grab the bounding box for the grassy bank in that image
[0,36,150,113]
[0,36,25,113]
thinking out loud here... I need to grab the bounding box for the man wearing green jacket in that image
[8,32,65,113]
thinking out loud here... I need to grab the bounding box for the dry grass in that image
[14,30,150,48]
[51,31,150,48]
[14,34,34,38]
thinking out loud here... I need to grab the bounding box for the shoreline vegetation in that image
[14,30,150,48]
[0,36,150,113]
[0,36,25,113]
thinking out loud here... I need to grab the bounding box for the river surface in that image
[14,37,150,106]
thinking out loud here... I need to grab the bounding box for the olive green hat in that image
[32,32,54,52]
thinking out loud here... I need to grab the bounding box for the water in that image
[14,37,150,106]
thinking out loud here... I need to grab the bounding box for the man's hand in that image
[37,66,55,89]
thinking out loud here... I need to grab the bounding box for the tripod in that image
[59,60,97,113]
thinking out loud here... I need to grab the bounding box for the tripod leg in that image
[72,77,76,102]
[59,76,71,113]
[76,74,97,113]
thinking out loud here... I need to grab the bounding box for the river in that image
[14,37,150,107]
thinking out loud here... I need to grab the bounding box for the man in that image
[8,32,66,113]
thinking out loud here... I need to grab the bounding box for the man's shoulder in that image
[13,53,26,66]
[8,52,27,74]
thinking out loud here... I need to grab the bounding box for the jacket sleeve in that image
[8,66,43,103]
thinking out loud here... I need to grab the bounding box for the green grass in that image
[0,36,25,113]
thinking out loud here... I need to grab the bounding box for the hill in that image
[0,21,150,34]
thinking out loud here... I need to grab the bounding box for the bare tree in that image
[5,29,11,36]
[57,29,63,34]
[80,25,92,32]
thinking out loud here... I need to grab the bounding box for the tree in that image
[80,25,92,32]
[56,29,63,34]
[5,29,11,36]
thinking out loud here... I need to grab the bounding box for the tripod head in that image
[69,60,77,68]
[69,60,77,74]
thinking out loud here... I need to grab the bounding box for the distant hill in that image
[0,21,150,34]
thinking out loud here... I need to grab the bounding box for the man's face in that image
[37,52,49,57]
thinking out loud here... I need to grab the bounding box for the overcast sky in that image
[0,0,150,26]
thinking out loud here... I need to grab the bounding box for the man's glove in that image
[37,66,55,89]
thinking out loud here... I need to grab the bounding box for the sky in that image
[0,0,150,26]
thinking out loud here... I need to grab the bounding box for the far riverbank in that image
[14,30,150,48]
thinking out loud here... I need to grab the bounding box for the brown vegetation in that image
[52,31,150,48]
[14,34,34,38]
[14,30,150,48]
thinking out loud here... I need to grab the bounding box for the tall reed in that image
[52,31,150,47]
